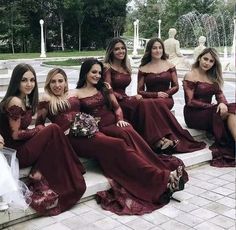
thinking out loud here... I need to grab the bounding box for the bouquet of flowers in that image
[70,112,99,138]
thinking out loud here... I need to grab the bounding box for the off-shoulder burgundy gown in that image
[0,105,86,215]
[183,80,235,167]
[104,67,206,153]
[36,96,188,215]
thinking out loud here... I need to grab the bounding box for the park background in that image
[0,0,235,59]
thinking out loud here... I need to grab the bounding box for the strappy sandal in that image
[162,139,180,155]
[167,166,185,194]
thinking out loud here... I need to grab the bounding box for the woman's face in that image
[86,64,102,86]
[49,73,67,96]
[112,42,126,61]
[151,41,163,59]
[19,71,35,97]
[199,52,215,71]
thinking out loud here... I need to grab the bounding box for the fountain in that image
[175,11,235,72]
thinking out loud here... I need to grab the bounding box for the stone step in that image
[1,142,212,229]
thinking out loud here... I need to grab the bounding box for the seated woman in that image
[104,37,205,154]
[183,48,236,167]
[0,63,86,215]
[36,66,188,215]
[74,58,189,214]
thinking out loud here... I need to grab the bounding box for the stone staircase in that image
[0,68,213,229]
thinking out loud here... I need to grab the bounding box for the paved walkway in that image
[5,165,235,230]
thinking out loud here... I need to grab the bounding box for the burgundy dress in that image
[0,105,86,215]
[183,80,235,167]
[137,67,179,110]
[36,96,188,215]
[104,67,206,153]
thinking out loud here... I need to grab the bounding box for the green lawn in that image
[0,50,106,60]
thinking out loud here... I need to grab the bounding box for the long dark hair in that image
[192,48,223,87]
[76,58,111,108]
[140,37,168,67]
[104,37,131,74]
[0,63,38,114]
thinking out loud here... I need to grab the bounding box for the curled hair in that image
[104,37,131,74]
[44,68,70,115]
[140,37,168,67]
[76,58,112,108]
[0,63,38,114]
[192,48,223,87]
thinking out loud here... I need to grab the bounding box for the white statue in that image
[193,36,206,59]
[164,28,190,69]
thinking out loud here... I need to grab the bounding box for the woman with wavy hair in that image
[183,48,236,167]
[104,37,205,154]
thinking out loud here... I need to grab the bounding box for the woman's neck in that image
[150,58,162,65]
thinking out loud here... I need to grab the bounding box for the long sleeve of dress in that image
[165,68,179,96]
[104,67,124,100]
[108,92,124,122]
[35,101,49,126]
[137,70,158,98]
[215,87,228,104]
[7,105,41,140]
[183,80,214,108]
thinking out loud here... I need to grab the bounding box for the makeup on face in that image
[49,73,67,96]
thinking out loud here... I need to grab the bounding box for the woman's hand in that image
[157,91,169,98]
[216,103,228,118]
[135,94,143,100]
[0,135,4,149]
[116,120,130,127]
[36,125,45,131]
[104,82,112,89]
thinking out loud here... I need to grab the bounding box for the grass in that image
[0,50,106,60]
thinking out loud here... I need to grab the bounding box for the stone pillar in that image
[39,19,46,58]
[158,19,161,39]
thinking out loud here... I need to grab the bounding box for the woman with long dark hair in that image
[104,37,206,154]
[0,63,86,215]
[73,58,189,215]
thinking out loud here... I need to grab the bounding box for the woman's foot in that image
[167,166,185,194]
[155,138,180,155]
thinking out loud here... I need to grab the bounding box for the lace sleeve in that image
[104,67,123,100]
[215,85,228,104]
[183,80,214,108]
[165,67,179,96]
[7,105,40,140]
[137,70,158,98]
[108,92,123,122]
[35,101,49,126]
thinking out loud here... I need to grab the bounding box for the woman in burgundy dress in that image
[0,64,86,215]
[183,48,235,167]
[104,37,205,154]
[36,67,188,215]
[138,37,179,110]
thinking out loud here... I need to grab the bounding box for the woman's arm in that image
[165,67,179,96]
[183,79,214,108]
[137,70,159,98]
[104,83,129,127]
[35,101,49,126]
[6,97,43,140]
[103,67,124,100]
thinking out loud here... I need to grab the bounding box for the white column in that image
[39,19,46,58]
[232,17,236,56]
[132,20,138,56]
[136,19,139,48]
[158,19,161,39]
